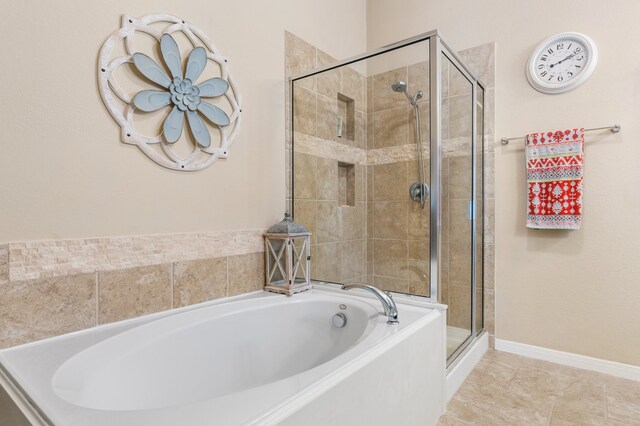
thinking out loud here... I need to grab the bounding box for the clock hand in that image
[549,52,576,68]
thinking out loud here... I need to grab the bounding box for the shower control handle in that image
[410,182,430,204]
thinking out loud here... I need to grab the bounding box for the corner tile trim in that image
[8,230,264,281]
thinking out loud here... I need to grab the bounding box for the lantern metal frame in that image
[263,231,311,295]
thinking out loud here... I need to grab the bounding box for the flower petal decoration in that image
[160,34,183,79]
[197,78,229,97]
[133,90,172,112]
[198,101,230,126]
[163,106,185,143]
[186,110,211,148]
[98,14,242,171]
[185,47,207,82]
[132,53,172,88]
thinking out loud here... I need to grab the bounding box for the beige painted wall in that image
[368,0,640,365]
[0,0,366,242]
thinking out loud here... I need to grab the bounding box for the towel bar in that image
[500,124,621,145]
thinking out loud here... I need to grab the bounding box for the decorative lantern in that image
[263,213,312,295]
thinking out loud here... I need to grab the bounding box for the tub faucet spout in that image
[341,284,399,325]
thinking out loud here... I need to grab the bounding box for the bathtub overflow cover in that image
[332,313,347,328]
[339,304,347,310]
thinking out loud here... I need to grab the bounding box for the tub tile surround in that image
[0,231,265,349]
[438,350,640,425]
[286,32,495,342]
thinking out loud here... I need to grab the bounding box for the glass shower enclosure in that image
[289,31,485,365]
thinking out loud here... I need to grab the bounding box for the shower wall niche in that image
[287,31,495,364]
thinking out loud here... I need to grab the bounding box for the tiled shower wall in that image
[286,32,368,285]
[0,231,264,349]
[286,32,495,344]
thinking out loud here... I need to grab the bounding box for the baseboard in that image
[446,332,488,401]
[495,339,640,382]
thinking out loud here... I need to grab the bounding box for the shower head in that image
[391,80,407,93]
[391,80,422,106]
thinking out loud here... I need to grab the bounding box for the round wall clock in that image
[526,32,598,94]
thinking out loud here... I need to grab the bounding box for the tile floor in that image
[438,350,640,425]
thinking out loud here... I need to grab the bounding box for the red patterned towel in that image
[526,128,584,230]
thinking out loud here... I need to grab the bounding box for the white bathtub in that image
[0,284,445,425]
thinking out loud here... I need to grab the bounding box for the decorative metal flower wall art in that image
[98,14,242,171]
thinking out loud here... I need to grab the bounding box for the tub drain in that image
[332,313,347,328]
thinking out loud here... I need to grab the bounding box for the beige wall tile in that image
[484,198,495,245]
[367,202,374,239]
[408,61,429,99]
[448,199,473,244]
[373,67,408,111]
[408,101,431,150]
[342,240,365,281]
[316,201,342,243]
[440,242,450,305]
[449,64,473,97]
[366,76,373,113]
[373,162,407,201]
[449,284,472,330]
[458,42,496,89]
[408,200,430,239]
[407,159,429,188]
[228,252,264,297]
[373,201,408,239]
[0,273,96,348]
[173,258,227,308]
[342,66,364,111]
[342,203,364,241]
[284,31,316,90]
[316,50,340,99]
[294,199,317,244]
[355,111,367,149]
[316,94,338,141]
[449,242,472,286]
[293,84,316,137]
[408,239,429,286]
[99,265,171,324]
[355,165,365,201]
[483,152,495,199]
[373,239,407,279]
[448,94,473,139]
[484,89,495,135]
[315,242,342,282]
[316,157,338,201]
[449,155,473,199]
[440,97,450,140]
[485,289,495,335]
[366,113,374,149]
[373,106,409,149]
[374,275,408,294]
[0,246,7,285]
[484,244,495,290]
[293,152,317,200]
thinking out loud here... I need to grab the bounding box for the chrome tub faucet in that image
[341,284,399,325]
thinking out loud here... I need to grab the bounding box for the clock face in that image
[526,32,598,94]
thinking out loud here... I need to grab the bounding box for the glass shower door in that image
[440,52,475,360]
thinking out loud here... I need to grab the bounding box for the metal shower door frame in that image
[289,32,486,362]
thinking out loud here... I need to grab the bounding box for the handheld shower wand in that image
[391,81,429,208]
